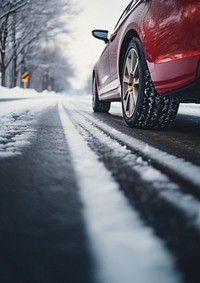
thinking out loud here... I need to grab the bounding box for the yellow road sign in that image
[21,72,29,81]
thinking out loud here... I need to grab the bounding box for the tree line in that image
[0,0,77,92]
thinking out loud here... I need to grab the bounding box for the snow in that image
[0,88,199,283]
[64,104,200,228]
[59,102,182,283]
[0,85,57,100]
[179,103,200,117]
[0,86,58,157]
[70,100,200,189]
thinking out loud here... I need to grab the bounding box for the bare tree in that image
[0,0,28,86]
[26,40,74,92]
[0,0,78,89]
[0,0,27,20]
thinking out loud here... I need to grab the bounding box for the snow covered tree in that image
[0,0,77,90]
[0,0,27,86]
[26,40,74,92]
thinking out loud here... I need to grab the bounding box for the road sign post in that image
[21,72,30,89]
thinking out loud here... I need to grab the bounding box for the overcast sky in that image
[68,0,131,89]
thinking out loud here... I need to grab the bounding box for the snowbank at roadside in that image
[0,87,58,158]
[0,86,59,99]
[179,103,200,117]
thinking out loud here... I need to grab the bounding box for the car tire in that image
[92,76,111,113]
[121,37,179,129]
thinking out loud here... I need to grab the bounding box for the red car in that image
[92,0,200,129]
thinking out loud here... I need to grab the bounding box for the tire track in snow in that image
[58,102,182,283]
[62,101,200,283]
[68,101,200,193]
[66,107,200,227]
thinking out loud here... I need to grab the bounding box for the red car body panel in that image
[108,1,147,97]
[144,0,200,93]
[94,0,200,101]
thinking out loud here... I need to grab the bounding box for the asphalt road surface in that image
[0,95,199,283]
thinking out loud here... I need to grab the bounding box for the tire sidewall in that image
[92,76,98,110]
[121,38,146,126]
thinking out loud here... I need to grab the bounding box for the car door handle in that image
[110,32,117,42]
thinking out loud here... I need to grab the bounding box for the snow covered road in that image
[0,88,200,283]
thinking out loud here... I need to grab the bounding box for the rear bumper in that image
[161,78,200,103]
[147,55,200,98]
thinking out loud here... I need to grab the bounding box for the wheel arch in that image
[119,30,140,84]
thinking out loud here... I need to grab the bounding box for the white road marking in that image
[59,101,182,283]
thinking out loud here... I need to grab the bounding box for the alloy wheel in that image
[122,48,140,118]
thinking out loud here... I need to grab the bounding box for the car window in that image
[114,1,133,30]
[130,0,140,9]
[114,0,139,30]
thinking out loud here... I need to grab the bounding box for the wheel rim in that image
[122,48,140,118]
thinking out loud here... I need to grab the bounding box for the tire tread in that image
[122,38,179,130]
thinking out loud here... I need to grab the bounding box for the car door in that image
[96,42,111,97]
[96,2,134,99]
